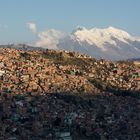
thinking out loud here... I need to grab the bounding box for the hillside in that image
[0,47,140,139]
[0,47,140,96]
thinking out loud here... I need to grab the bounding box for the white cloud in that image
[35,29,66,49]
[26,22,37,33]
[26,23,66,49]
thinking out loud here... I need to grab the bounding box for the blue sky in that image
[0,0,140,43]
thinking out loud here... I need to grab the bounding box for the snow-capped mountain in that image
[35,26,140,60]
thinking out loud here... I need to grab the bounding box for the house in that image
[133,61,140,66]
[0,70,5,77]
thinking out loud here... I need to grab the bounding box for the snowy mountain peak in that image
[74,26,132,39]
[35,26,140,60]
[106,26,131,38]
[72,26,87,34]
[76,25,87,31]
[70,26,137,49]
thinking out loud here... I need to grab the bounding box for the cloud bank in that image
[35,29,66,49]
[26,22,66,49]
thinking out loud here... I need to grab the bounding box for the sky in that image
[0,0,140,44]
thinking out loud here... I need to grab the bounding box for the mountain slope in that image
[58,27,140,60]
[6,27,139,60]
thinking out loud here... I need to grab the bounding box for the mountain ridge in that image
[34,26,140,60]
[1,27,140,60]
[58,27,139,60]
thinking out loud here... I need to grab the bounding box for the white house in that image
[133,61,140,65]
[0,70,5,77]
